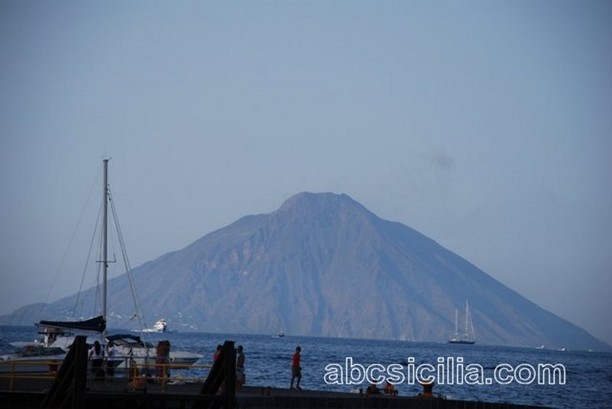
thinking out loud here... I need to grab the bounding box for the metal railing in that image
[0,359,61,391]
[120,359,213,391]
[0,359,213,392]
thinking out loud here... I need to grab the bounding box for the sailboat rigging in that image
[38,159,146,338]
[1,159,201,371]
[448,300,476,345]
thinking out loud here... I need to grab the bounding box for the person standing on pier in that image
[290,346,302,390]
[236,345,246,388]
[213,344,222,362]
[156,340,171,381]
[106,341,116,377]
[89,340,105,380]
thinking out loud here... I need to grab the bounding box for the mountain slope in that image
[2,192,608,351]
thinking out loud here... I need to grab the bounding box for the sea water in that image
[1,325,610,408]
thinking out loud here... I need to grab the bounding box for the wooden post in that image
[41,335,88,409]
[199,340,235,408]
[223,341,236,409]
[72,336,87,409]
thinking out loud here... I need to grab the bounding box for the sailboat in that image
[1,160,201,373]
[1,161,119,373]
[448,300,476,345]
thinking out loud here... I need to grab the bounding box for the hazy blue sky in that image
[1,1,610,345]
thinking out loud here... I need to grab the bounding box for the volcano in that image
[3,192,608,351]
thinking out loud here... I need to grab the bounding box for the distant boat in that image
[448,300,476,344]
[142,318,171,333]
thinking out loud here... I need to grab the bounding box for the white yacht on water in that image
[142,318,170,333]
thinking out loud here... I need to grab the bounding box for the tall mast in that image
[102,159,109,328]
[464,300,470,338]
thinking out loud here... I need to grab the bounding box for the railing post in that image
[161,362,167,391]
[9,363,15,392]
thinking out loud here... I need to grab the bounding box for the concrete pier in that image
[236,386,546,409]
[1,382,548,409]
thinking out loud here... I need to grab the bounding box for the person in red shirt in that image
[213,344,222,362]
[290,346,302,389]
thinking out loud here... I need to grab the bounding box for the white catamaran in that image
[1,160,201,372]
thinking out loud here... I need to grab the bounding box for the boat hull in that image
[448,339,476,345]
